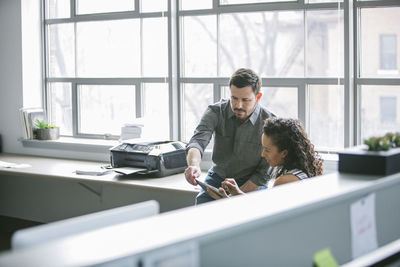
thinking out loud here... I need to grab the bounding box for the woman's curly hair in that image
[263,118,324,177]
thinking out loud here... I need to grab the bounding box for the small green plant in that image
[34,119,57,129]
[364,132,400,151]
[385,132,400,147]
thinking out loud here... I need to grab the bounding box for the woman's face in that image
[261,134,287,167]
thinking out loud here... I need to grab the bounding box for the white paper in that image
[0,160,31,169]
[112,167,147,175]
[350,193,378,259]
[75,166,112,176]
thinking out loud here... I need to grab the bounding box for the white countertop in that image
[0,153,198,194]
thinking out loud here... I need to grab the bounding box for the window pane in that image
[141,0,167,12]
[180,0,212,11]
[142,18,168,77]
[48,83,72,136]
[306,10,343,77]
[261,87,298,118]
[221,86,230,100]
[219,11,304,77]
[76,0,134,15]
[182,84,213,142]
[360,7,400,78]
[360,85,400,141]
[309,84,344,150]
[45,0,70,19]
[181,16,217,77]
[47,24,75,77]
[220,0,294,4]
[307,0,342,3]
[142,83,170,139]
[78,85,135,135]
[380,35,397,70]
[77,20,140,78]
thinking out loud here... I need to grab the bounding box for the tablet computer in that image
[195,178,224,197]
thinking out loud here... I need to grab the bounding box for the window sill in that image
[20,137,119,154]
[19,138,339,173]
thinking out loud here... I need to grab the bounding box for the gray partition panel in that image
[0,172,399,267]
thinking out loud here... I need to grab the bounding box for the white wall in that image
[0,0,24,154]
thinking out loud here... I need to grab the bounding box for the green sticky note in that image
[313,248,339,267]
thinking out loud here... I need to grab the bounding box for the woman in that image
[208,117,324,199]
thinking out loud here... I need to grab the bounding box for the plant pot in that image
[34,127,60,140]
[338,145,400,175]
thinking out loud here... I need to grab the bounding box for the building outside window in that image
[380,34,397,71]
[380,96,397,124]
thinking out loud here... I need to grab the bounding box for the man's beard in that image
[234,108,247,122]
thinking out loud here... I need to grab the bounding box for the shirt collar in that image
[248,103,261,125]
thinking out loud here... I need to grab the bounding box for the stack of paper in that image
[19,107,46,139]
[120,123,143,141]
[75,166,112,176]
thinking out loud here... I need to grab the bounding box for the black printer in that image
[110,140,188,177]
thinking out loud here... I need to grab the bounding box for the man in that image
[184,68,275,204]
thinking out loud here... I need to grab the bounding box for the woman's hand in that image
[222,178,245,196]
[207,187,229,200]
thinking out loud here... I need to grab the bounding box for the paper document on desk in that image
[75,166,113,176]
[0,160,31,169]
[112,167,147,175]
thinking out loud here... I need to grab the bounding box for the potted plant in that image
[338,132,400,175]
[33,119,60,140]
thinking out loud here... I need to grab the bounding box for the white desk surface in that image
[0,153,199,194]
[0,169,398,267]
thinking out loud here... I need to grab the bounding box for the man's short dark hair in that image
[229,68,261,95]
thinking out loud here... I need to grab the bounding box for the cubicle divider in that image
[0,171,399,266]
[11,200,159,250]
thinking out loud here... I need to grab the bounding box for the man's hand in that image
[184,166,201,185]
[239,179,260,193]
[185,148,202,185]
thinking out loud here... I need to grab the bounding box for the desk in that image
[0,153,199,222]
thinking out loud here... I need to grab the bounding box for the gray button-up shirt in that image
[186,99,275,186]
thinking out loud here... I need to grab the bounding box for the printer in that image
[110,140,188,177]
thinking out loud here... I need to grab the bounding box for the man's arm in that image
[239,179,260,193]
[186,147,201,167]
[184,148,202,185]
[246,157,270,191]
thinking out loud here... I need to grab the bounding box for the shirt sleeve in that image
[186,106,219,157]
[249,157,271,186]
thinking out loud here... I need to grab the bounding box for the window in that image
[360,7,400,77]
[179,2,344,151]
[44,0,169,140]
[380,35,397,71]
[359,6,400,142]
[361,86,400,140]
[41,0,400,153]
[380,96,397,123]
